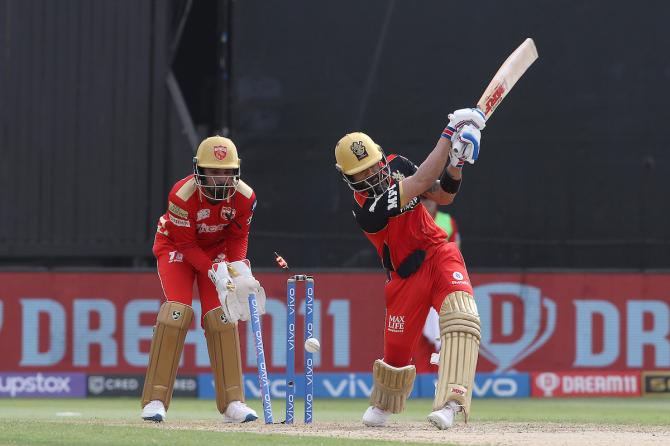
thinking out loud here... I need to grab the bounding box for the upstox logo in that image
[0,373,71,397]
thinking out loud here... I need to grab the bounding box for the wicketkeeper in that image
[141,136,266,423]
[334,108,484,429]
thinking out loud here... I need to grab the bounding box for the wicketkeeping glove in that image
[208,262,242,323]
[228,259,267,321]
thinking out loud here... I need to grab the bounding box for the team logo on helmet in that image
[350,141,368,161]
[213,145,228,160]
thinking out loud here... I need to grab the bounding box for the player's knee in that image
[439,291,480,339]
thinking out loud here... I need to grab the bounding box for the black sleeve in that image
[353,183,402,233]
[389,155,418,178]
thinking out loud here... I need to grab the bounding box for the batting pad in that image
[203,307,245,413]
[434,291,481,419]
[370,359,416,414]
[141,301,193,410]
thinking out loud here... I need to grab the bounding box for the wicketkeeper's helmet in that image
[193,136,241,200]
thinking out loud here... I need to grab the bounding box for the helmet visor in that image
[342,158,391,197]
[193,166,240,201]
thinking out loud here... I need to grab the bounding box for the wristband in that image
[439,168,462,194]
[441,126,455,140]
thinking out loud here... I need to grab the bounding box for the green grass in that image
[0,397,667,446]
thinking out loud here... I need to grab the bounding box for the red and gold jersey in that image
[153,175,257,272]
[352,154,447,272]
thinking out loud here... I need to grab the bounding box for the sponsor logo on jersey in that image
[168,251,183,263]
[451,270,469,285]
[197,223,226,233]
[221,207,237,220]
[168,201,188,219]
[168,213,190,227]
[196,209,210,221]
[387,187,399,210]
[350,141,368,161]
[387,314,405,333]
[213,145,227,160]
[399,196,418,212]
[391,170,406,182]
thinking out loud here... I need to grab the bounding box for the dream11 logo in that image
[476,283,556,372]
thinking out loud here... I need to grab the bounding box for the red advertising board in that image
[0,272,668,374]
[531,371,641,397]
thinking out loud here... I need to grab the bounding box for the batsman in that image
[141,135,266,423]
[334,108,485,429]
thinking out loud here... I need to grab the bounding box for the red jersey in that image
[352,154,447,273]
[153,176,257,272]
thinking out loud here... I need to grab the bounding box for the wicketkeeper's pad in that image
[141,301,193,410]
[204,306,245,413]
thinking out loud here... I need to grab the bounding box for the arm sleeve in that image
[223,194,256,262]
[353,183,402,233]
[164,199,213,273]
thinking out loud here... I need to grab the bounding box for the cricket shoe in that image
[427,400,461,430]
[223,401,258,423]
[142,400,166,422]
[362,406,391,427]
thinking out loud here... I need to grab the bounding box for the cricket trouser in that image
[383,242,474,367]
[153,242,224,325]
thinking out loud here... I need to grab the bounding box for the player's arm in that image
[398,108,484,208]
[222,195,256,262]
[166,200,213,273]
[421,164,462,205]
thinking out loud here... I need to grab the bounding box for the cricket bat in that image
[477,38,539,120]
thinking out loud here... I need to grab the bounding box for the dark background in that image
[1,0,668,270]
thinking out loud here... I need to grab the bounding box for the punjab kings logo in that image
[350,141,368,161]
[220,207,236,220]
[475,283,556,372]
[213,145,227,160]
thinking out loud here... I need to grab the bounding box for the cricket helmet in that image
[193,136,241,200]
[334,132,391,196]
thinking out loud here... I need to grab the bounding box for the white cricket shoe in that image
[427,400,460,430]
[142,400,166,422]
[223,401,258,423]
[362,406,391,427]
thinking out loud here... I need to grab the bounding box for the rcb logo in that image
[350,141,368,161]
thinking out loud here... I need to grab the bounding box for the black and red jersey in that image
[352,154,448,272]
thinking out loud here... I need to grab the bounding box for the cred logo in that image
[0,373,71,397]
